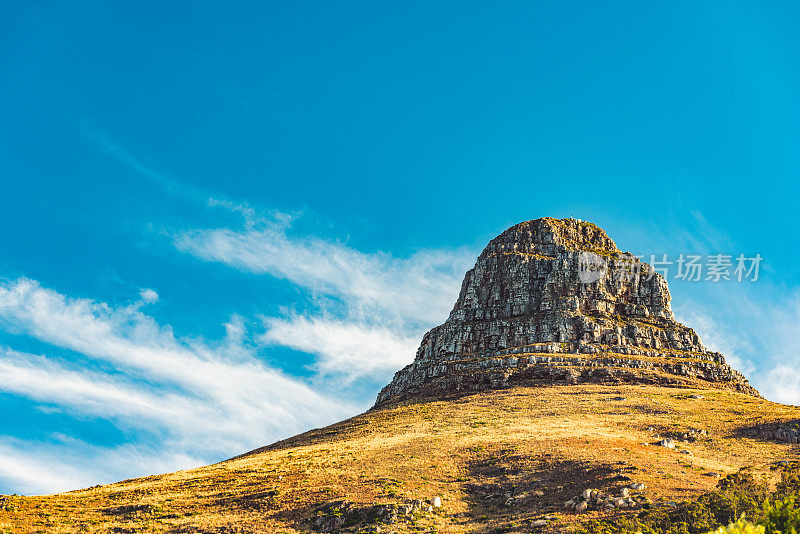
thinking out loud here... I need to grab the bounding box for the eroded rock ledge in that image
[376,218,758,406]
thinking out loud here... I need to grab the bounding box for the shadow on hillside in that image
[731,419,799,444]
[461,448,636,526]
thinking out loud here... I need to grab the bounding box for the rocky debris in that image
[648,427,707,443]
[103,504,161,518]
[564,483,650,513]
[0,495,17,514]
[312,497,440,533]
[679,428,708,442]
[376,218,758,406]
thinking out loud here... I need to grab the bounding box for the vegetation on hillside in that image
[579,462,800,534]
[2,385,798,533]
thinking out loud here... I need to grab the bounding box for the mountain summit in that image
[377,217,756,405]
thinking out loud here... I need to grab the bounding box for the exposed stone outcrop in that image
[376,217,758,406]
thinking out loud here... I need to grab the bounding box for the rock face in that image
[376,218,757,406]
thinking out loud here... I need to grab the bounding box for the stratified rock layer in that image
[376,218,757,406]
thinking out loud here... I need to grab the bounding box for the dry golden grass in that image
[2,384,798,533]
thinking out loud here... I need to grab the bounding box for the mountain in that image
[378,217,756,405]
[2,218,797,534]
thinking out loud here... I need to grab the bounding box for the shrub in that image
[761,496,800,534]
[578,465,800,534]
[706,520,764,534]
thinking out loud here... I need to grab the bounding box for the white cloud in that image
[675,287,800,406]
[673,305,756,378]
[174,217,472,326]
[0,278,356,493]
[761,365,800,407]
[0,439,92,495]
[173,206,475,383]
[0,436,200,495]
[259,315,419,380]
[0,347,191,423]
[625,212,798,405]
[139,288,159,303]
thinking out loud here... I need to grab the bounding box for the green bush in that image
[706,520,764,534]
[577,465,800,534]
[761,496,800,534]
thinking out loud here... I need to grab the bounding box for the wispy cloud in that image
[742,291,800,405]
[675,286,800,406]
[174,205,473,326]
[174,202,475,383]
[617,211,798,403]
[0,347,193,423]
[81,122,213,203]
[0,436,200,495]
[138,288,159,304]
[259,315,419,380]
[83,128,473,385]
[0,278,355,493]
[84,125,169,187]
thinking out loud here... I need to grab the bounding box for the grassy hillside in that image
[2,384,799,533]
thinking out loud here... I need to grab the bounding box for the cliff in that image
[377,217,757,405]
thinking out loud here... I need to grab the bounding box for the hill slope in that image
[3,384,798,533]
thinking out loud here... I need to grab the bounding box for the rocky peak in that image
[480,217,619,258]
[376,218,757,406]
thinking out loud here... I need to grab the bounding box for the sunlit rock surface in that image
[376,217,757,405]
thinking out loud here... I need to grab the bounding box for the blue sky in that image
[2,2,800,494]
